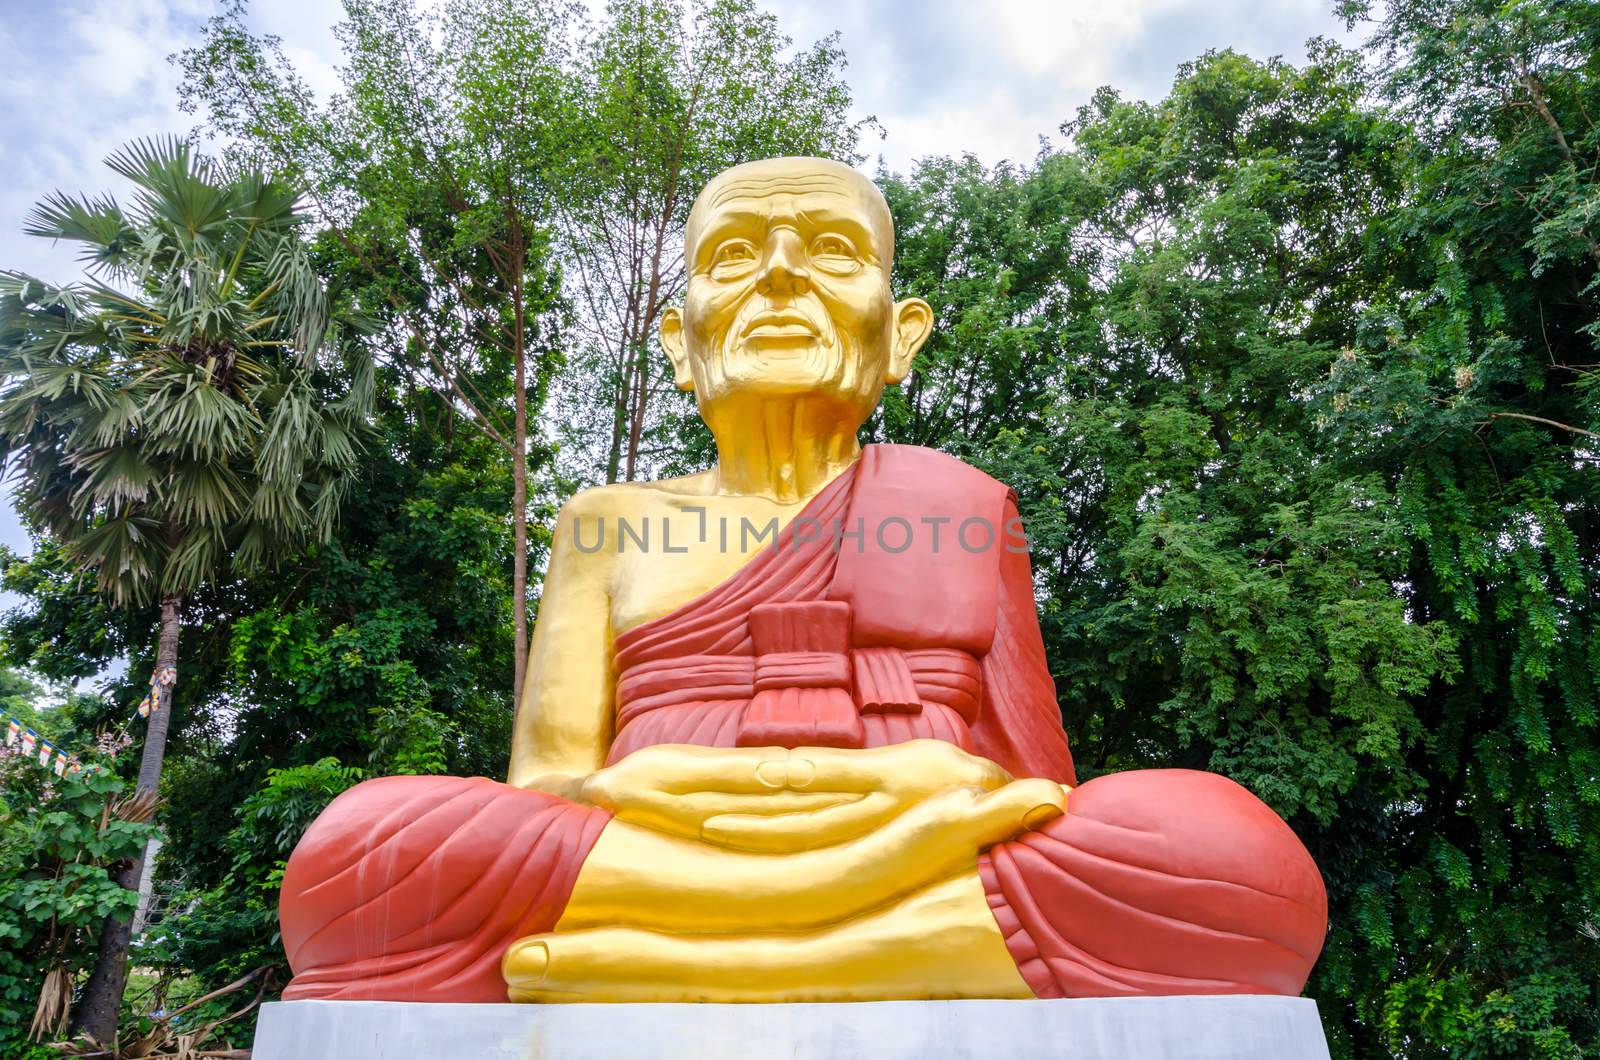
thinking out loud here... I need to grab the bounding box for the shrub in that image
[0,741,153,1056]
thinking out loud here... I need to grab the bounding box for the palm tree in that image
[0,137,373,1045]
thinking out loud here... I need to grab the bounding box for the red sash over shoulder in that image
[610,444,1077,785]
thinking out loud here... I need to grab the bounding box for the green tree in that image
[0,137,372,1045]
[875,24,1598,1051]
[0,3,1589,1052]
[102,362,533,1010]
[1318,1,1600,1052]
[552,0,866,484]
[0,314,537,1019]
[142,757,367,998]
[0,667,49,738]
[178,0,571,702]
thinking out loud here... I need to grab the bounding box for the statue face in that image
[661,158,932,421]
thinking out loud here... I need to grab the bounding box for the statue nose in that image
[756,229,810,296]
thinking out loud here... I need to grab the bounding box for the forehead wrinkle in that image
[691,181,894,262]
[706,175,857,210]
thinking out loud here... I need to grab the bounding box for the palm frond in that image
[22,192,135,274]
[65,387,143,448]
[159,526,226,596]
[252,370,320,483]
[142,364,262,460]
[306,473,353,541]
[105,136,233,245]
[256,235,330,360]
[68,444,160,515]
[229,171,305,233]
[244,479,310,535]
[164,459,249,528]
[69,513,161,607]
[332,342,378,420]
[6,358,120,410]
[0,272,93,360]
[0,136,372,605]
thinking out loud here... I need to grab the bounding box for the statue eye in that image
[809,234,859,274]
[709,239,757,277]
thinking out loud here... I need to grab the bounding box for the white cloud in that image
[780,0,1354,172]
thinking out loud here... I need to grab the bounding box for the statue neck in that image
[705,396,864,504]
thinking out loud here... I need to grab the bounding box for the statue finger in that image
[503,927,803,1004]
[504,927,736,1002]
[583,744,779,806]
[699,792,896,852]
[612,790,864,835]
[961,778,1067,844]
[815,780,1067,896]
[794,740,1012,795]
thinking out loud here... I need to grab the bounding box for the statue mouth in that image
[742,309,821,343]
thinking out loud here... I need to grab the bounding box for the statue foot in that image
[501,873,1032,1003]
[503,938,550,985]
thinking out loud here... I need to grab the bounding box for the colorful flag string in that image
[1,711,82,776]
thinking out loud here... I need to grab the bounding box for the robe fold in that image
[277,444,1326,1002]
[279,776,608,1001]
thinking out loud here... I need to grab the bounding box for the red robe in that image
[279,444,1326,1001]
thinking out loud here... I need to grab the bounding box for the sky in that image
[0,0,1357,559]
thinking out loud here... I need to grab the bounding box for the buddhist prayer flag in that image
[137,665,177,718]
[1,712,85,776]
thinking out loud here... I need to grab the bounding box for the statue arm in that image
[509,492,616,788]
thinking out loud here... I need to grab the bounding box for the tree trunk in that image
[605,362,629,485]
[130,836,164,935]
[71,592,182,1046]
[511,284,530,718]
[623,192,679,481]
[624,343,648,481]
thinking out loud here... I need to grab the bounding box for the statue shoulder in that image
[557,470,718,522]
[862,444,1011,499]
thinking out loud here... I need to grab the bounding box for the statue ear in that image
[886,297,933,384]
[660,308,694,392]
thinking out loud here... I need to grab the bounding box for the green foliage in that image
[550,0,868,483]
[874,20,1599,1055]
[175,0,569,429]
[0,749,154,1055]
[131,389,523,991]
[0,135,376,1042]
[0,668,50,738]
[143,758,364,992]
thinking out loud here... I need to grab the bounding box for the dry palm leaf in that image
[29,964,72,1041]
[111,789,161,824]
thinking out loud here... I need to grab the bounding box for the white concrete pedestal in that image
[253,995,1331,1059]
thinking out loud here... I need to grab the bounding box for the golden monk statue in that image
[277,158,1327,1005]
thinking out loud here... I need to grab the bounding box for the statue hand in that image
[518,775,1070,941]
[573,740,1019,852]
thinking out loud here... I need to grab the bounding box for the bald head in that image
[684,157,895,269]
[661,156,932,440]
